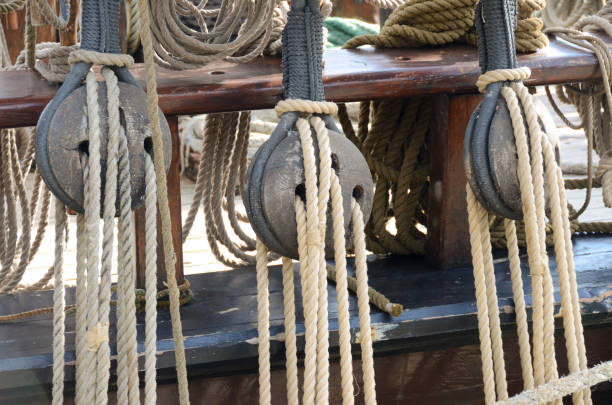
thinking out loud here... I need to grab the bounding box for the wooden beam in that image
[0,35,609,128]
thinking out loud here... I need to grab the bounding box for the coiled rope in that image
[144,0,329,69]
[540,0,604,29]
[255,100,378,405]
[345,0,548,52]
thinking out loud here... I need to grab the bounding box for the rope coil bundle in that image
[344,0,548,52]
[145,0,329,69]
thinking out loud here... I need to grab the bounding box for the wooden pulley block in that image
[465,96,560,219]
[35,79,171,214]
[244,114,374,260]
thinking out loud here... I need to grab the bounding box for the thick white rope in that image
[254,103,378,405]
[51,55,158,404]
[281,256,299,405]
[313,116,331,405]
[117,134,141,405]
[83,71,102,405]
[74,214,87,404]
[330,171,355,405]
[256,239,271,405]
[351,197,377,405]
[468,68,599,404]
[51,199,66,405]
[144,154,158,405]
[136,0,191,401]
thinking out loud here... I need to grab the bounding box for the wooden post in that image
[426,93,482,268]
[135,115,184,289]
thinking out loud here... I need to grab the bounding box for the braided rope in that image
[345,0,546,52]
[4,42,78,83]
[466,67,597,403]
[144,153,158,405]
[281,257,299,405]
[83,71,102,405]
[0,0,26,14]
[263,99,379,405]
[275,99,339,116]
[51,199,66,405]
[68,49,135,67]
[328,170,355,405]
[255,239,271,405]
[136,0,191,402]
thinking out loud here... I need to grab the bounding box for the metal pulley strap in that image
[35,0,171,214]
[464,0,523,220]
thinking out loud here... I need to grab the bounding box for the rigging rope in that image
[254,100,378,405]
[467,4,612,399]
[468,67,592,405]
[44,49,161,405]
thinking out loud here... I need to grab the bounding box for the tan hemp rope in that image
[255,100,378,405]
[468,67,595,404]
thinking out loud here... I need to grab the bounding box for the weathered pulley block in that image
[463,0,559,220]
[244,113,373,260]
[35,0,171,215]
[243,0,374,260]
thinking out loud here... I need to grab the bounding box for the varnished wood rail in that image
[0,36,608,129]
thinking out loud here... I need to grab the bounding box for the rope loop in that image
[68,49,135,67]
[476,67,532,93]
[275,99,338,117]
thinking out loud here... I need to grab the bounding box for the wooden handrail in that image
[0,35,609,129]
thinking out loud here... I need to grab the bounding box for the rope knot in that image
[68,49,135,68]
[476,67,531,93]
[275,99,338,117]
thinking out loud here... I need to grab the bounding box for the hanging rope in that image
[254,100,378,405]
[0,127,56,293]
[136,0,191,402]
[467,66,594,404]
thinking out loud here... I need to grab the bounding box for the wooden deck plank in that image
[0,235,611,395]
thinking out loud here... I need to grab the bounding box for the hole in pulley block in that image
[331,153,339,171]
[78,140,90,155]
[353,185,364,201]
[144,137,153,155]
[295,183,306,201]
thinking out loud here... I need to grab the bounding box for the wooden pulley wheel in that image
[244,114,373,260]
[36,80,172,214]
